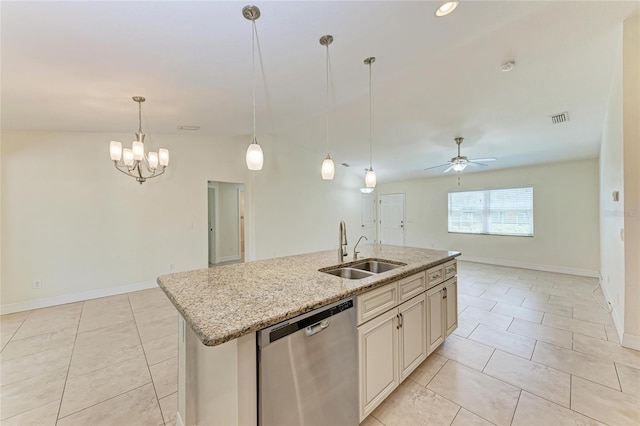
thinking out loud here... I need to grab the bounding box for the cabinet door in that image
[358,308,399,421]
[398,294,427,380]
[426,283,445,355]
[444,277,458,336]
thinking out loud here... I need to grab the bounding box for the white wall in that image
[1,130,362,311]
[622,15,640,344]
[599,25,626,333]
[378,159,600,276]
[249,135,362,260]
[599,16,640,349]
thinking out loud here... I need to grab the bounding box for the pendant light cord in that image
[252,20,257,140]
[325,42,329,152]
[368,61,373,169]
[138,101,143,134]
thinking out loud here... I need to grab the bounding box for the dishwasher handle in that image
[305,320,330,336]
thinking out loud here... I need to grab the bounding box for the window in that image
[448,187,533,236]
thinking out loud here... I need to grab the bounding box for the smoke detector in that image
[550,112,570,124]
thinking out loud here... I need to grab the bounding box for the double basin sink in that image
[321,259,406,280]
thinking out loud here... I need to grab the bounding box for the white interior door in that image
[208,186,216,264]
[379,193,405,246]
[361,193,376,242]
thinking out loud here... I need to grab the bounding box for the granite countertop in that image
[157,244,460,346]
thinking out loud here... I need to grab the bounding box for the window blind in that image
[448,187,534,236]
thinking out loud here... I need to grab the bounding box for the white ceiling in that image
[2,1,638,182]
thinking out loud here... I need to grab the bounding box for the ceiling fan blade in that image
[467,162,489,167]
[443,165,454,173]
[424,163,451,171]
[469,158,496,162]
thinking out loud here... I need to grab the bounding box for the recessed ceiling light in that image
[434,1,459,17]
[500,61,516,72]
[178,125,200,131]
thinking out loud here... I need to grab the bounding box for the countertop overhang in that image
[157,245,460,346]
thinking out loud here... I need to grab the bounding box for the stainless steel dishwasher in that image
[257,297,358,426]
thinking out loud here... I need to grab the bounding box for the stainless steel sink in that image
[350,260,404,273]
[321,259,406,280]
[323,268,374,279]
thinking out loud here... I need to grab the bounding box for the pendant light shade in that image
[365,168,377,188]
[244,5,263,171]
[321,154,335,180]
[246,137,264,170]
[320,35,335,180]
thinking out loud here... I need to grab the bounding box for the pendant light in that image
[364,57,377,189]
[243,5,263,171]
[320,35,335,180]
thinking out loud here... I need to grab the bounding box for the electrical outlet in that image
[170,264,175,271]
[33,280,42,289]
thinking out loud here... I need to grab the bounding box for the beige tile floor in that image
[1,261,639,425]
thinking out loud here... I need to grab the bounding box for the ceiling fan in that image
[424,137,497,173]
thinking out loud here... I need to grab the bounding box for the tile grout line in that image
[0,312,32,352]
[509,389,523,425]
[448,406,462,426]
[54,302,85,426]
[128,293,166,423]
[56,382,153,422]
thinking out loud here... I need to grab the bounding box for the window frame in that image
[447,186,534,237]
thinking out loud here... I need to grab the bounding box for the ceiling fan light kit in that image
[424,137,497,174]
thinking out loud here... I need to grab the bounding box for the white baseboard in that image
[598,277,625,344]
[216,255,241,263]
[622,333,640,351]
[0,281,159,315]
[458,256,599,278]
[176,412,185,426]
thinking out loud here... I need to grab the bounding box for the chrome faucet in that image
[353,236,368,260]
[339,221,348,262]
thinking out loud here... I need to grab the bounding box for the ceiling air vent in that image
[550,112,569,124]
[341,163,350,167]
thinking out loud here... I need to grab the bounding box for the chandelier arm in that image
[145,167,166,180]
[114,163,134,177]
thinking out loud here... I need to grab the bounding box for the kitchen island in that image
[158,244,460,426]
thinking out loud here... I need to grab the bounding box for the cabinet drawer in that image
[357,282,398,325]
[398,272,426,303]
[426,265,444,288]
[444,260,457,280]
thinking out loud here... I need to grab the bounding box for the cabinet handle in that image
[399,313,403,328]
[396,314,401,329]
[443,287,447,299]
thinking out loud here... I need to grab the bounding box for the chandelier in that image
[109,96,169,184]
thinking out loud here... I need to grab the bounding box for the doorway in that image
[208,181,245,266]
[361,193,376,242]
[379,193,405,246]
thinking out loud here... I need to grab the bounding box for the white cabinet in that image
[426,283,445,354]
[357,264,456,421]
[426,277,458,354]
[358,293,426,421]
[399,294,427,380]
[444,277,458,336]
[358,307,399,420]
